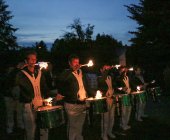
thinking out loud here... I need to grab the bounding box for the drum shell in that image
[37,106,63,129]
[132,91,147,104]
[89,98,108,114]
[120,94,131,106]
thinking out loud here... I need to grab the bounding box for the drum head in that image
[37,105,63,112]
[131,90,145,94]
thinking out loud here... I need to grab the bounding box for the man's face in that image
[27,54,37,67]
[135,68,141,75]
[69,58,79,71]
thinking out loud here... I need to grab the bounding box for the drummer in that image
[98,64,116,140]
[130,66,148,121]
[114,66,132,131]
[58,54,92,140]
[16,51,63,140]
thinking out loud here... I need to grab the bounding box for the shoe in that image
[122,125,131,131]
[102,135,108,140]
[108,133,116,139]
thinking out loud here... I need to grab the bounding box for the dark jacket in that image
[3,68,20,98]
[114,72,131,94]
[98,70,114,96]
[58,69,92,103]
[16,67,49,103]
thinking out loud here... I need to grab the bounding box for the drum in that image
[121,94,131,106]
[37,105,64,129]
[114,94,131,106]
[86,97,108,114]
[131,91,147,103]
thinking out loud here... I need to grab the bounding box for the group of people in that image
[2,51,153,140]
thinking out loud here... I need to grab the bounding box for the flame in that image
[44,97,53,106]
[137,86,140,91]
[118,87,123,90]
[115,65,120,69]
[87,60,93,67]
[38,62,48,70]
[128,67,134,71]
[151,80,155,84]
[95,90,102,99]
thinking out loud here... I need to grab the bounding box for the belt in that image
[66,100,86,105]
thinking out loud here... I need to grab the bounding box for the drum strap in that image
[21,70,43,109]
[105,76,114,97]
[72,69,87,100]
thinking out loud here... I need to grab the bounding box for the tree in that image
[126,0,170,66]
[0,0,18,51]
[64,18,94,42]
[126,0,170,86]
[33,40,50,61]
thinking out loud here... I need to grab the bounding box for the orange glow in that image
[95,90,102,99]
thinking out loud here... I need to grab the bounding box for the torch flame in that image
[128,67,134,71]
[118,87,123,90]
[115,65,121,69]
[137,86,140,91]
[37,62,48,70]
[95,90,102,99]
[87,60,93,67]
[44,97,53,106]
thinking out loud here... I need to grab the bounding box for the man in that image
[4,64,24,134]
[59,54,91,140]
[98,64,116,140]
[16,51,51,140]
[131,66,148,121]
[114,66,132,131]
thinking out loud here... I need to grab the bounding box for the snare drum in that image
[114,94,131,106]
[37,105,64,129]
[121,94,131,106]
[131,91,147,104]
[86,97,108,114]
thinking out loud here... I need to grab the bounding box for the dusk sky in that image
[6,0,139,47]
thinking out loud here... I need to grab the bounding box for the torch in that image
[35,62,49,70]
[81,60,94,67]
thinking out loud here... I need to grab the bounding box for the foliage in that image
[0,0,18,51]
[63,18,94,42]
[126,0,170,86]
[126,0,170,64]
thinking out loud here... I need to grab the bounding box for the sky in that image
[6,0,139,47]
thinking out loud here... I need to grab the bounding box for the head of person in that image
[68,54,80,71]
[100,64,111,73]
[134,66,142,75]
[25,51,37,68]
[118,65,126,75]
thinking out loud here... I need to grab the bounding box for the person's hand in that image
[55,93,64,101]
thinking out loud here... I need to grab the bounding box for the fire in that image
[44,97,53,106]
[87,60,93,67]
[95,90,102,99]
[37,62,48,70]
[81,60,94,67]
[115,65,120,69]
[128,67,134,71]
[118,87,123,90]
[137,86,141,91]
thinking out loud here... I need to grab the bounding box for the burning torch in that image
[35,62,49,70]
[81,60,94,67]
